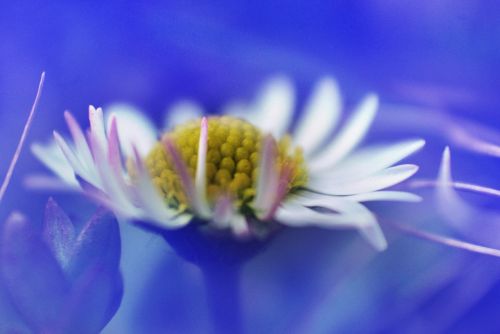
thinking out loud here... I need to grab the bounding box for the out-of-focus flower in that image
[31,77,424,250]
[405,147,500,253]
[0,198,122,333]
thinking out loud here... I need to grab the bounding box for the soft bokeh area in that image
[1,1,500,333]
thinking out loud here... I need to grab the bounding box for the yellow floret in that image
[143,116,308,214]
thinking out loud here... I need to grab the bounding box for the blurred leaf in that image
[0,279,31,334]
[60,264,123,333]
[66,208,121,281]
[1,212,70,332]
[43,197,76,268]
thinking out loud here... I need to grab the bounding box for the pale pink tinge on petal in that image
[194,117,212,218]
[107,117,123,175]
[64,111,94,172]
[263,163,294,221]
[105,116,135,205]
[131,146,185,227]
[212,196,233,229]
[88,129,135,216]
[163,137,198,212]
[89,106,108,153]
[253,135,280,220]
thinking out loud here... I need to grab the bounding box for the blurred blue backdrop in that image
[1,1,500,333]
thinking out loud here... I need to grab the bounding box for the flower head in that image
[32,77,424,250]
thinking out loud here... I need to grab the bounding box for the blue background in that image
[1,1,500,333]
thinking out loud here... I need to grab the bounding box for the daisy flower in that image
[31,77,424,250]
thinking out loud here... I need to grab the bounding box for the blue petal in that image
[60,264,123,333]
[66,208,121,281]
[43,197,76,268]
[0,212,70,332]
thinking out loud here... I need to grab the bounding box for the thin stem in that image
[409,178,500,199]
[202,263,243,334]
[0,72,45,204]
[382,220,500,258]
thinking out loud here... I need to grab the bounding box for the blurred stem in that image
[201,263,243,334]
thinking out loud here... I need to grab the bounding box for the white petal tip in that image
[443,146,451,157]
[411,139,426,151]
[365,93,379,108]
[439,146,452,183]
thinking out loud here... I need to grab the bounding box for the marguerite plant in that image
[31,77,425,251]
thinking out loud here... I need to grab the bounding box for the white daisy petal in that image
[31,141,77,185]
[131,147,186,226]
[309,94,378,171]
[75,175,122,213]
[345,191,422,202]
[289,192,377,218]
[293,77,342,156]
[195,117,212,218]
[275,203,366,228]
[24,174,78,191]
[212,196,234,229]
[285,195,387,250]
[164,100,203,129]
[338,201,388,251]
[105,116,137,208]
[106,117,124,175]
[222,100,254,122]
[53,131,87,180]
[308,164,419,195]
[89,106,107,152]
[290,191,361,212]
[88,130,134,214]
[230,215,251,238]
[253,135,280,219]
[166,214,193,228]
[105,103,157,157]
[313,139,425,178]
[357,218,388,251]
[64,111,94,173]
[252,76,295,138]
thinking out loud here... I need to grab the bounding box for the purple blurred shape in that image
[0,198,122,333]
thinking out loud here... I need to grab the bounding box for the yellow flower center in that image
[145,116,308,214]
